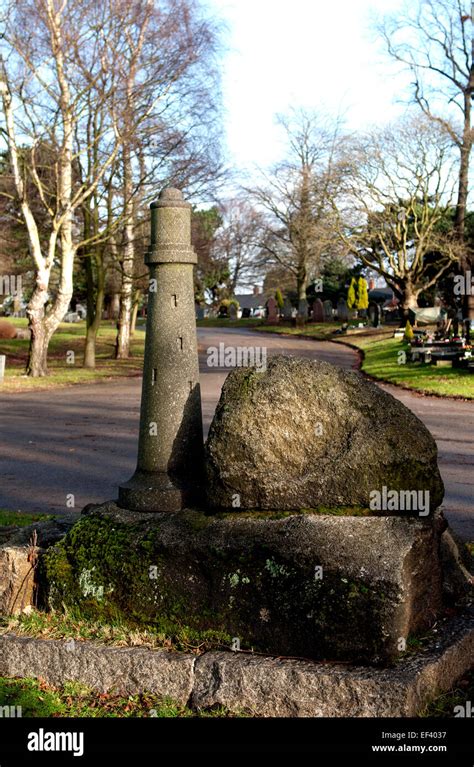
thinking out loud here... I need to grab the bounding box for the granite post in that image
[118,188,204,512]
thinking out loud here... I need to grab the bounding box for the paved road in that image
[0,327,472,540]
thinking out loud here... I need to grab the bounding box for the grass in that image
[0,510,54,527]
[0,677,238,717]
[344,333,474,399]
[0,319,145,392]
[0,608,232,655]
[419,669,474,718]
[257,322,474,398]
[256,321,343,340]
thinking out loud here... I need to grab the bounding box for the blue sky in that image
[209,0,411,173]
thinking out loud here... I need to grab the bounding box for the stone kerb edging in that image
[0,610,472,717]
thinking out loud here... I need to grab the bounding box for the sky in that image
[208,0,411,175]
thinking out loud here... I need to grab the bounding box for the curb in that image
[1,610,472,717]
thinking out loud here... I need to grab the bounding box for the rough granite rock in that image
[205,356,445,512]
[0,609,472,717]
[0,634,194,704]
[191,610,474,717]
[0,516,75,615]
[42,502,445,664]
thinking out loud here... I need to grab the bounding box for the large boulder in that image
[205,356,444,512]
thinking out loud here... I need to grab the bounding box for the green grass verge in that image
[256,321,343,340]
[0,510,54,527]
[0,677,238,717]
[258,323,473,398]
[0,320,144,391]
[344,333,474,399]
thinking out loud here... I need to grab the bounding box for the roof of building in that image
[234,294,265,309]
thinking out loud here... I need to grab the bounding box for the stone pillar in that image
[118,188,204,512]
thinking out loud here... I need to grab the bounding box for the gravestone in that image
[241,307,251,319]
[195,306,205,320]
[337,298,349,322]
[229,303,238,321]
[323,300,333,322]
[266,296,279,324]
[312,298,324,323]
[0,355,5,382]
[283,298,293,320]
[368,301,381,328]
[118,187,204,512]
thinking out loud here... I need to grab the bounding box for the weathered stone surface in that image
[0,516,75,615]
[118,187,204,513]
[42,503,445,664]
[0,610,471,717]
[0,634,194,703]
[440,528,473,603]
[191,610,474,717]
[205,356,444,512]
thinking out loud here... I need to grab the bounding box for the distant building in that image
[234,286,265,316]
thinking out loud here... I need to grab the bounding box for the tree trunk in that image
[296,265,308,318]
[26,266,73,376]
[26,273,51,377]
[456,87,474,321]
[83,285,104,369]
[130,291,140,338]
[401,286,419,317]
[115,279,133,358]
[83,238,105,369]
[27,320,51,377]
[115,148,135,360]
[110,292,120,319]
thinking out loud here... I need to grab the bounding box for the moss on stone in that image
[39,504,418,664]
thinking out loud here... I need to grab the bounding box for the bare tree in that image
[335,117,462,312]
[377,0,474,317]
[0,0,119,375]
[250,110,348,314]
[99,0,223,359]
[214,198,266,294]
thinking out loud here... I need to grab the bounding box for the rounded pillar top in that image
[147,186,196,265]
[151,187,191,210]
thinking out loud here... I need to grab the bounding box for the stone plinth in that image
[118,188,204,512]
[1,610,472,716]
[42,503,450,665]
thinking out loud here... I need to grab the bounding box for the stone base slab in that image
[42,503,448,664]
[0,611,472,717]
